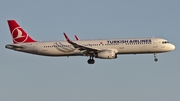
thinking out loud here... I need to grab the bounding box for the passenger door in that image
[119,43,124,50]
[32,43,37,53]
[153,39,158,48]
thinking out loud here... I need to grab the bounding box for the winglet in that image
[63,32,71,42]
[75,35,79,40]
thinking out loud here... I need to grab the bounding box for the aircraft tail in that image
[7,20,36,44]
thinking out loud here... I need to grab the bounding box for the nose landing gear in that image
[154,53,158,62]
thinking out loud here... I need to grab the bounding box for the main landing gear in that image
[87,56,95,64]
[154,53,158,62]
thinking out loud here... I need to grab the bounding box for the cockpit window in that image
[162,41,170,44]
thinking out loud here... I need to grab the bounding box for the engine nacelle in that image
[96,50,117,59]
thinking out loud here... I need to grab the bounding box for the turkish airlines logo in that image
[12,27,28,43]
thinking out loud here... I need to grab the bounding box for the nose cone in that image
[171,44,175,50]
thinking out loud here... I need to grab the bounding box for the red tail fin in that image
[7,20,36,44]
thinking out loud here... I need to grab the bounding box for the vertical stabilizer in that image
[7,20,36,44]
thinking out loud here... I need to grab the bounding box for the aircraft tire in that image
[154,58,158,62]
[87,59,95,64]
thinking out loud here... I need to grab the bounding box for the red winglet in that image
[63,32,71,42]
[75,35,79,40]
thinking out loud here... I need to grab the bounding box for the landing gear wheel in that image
[87,59,95,64]
[154,53,158,62]
[91,59,95,64]
[87,59,91,64]
[154,58,158,62]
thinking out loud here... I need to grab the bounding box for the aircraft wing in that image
[63,33,100,53]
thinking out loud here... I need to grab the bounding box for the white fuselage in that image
[6,37,175,57]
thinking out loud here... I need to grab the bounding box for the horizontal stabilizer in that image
[5,44,24,50]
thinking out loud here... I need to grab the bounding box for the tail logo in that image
[12,27,28,43]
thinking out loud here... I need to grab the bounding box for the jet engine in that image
[96,50,117,59]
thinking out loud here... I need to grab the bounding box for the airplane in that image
[5,20,175,64]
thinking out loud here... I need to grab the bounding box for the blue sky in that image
[0,0,180,101]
